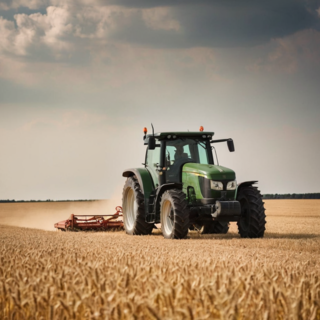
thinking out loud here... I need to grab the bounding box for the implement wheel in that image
[122,176,153,235]
[237,186,266,238]
[160,189,189,239]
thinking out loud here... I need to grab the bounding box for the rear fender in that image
[122,168,154,214]
[235,181,258,199]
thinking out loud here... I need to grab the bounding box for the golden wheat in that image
[0,200,320,319]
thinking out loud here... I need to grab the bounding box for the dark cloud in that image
[109,0,320,9]
[175,1,318,47]
[0,7,47,21]
[1,0,320,53]
[112,0,320,47]
[107,0,200,7]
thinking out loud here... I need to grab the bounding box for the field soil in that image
[0,200,320,319]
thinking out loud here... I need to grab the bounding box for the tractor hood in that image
[182,163,236,181]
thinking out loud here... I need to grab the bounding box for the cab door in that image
[145,145,161,188]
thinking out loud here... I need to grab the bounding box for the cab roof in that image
[154,131,214,139]
[144,131,214,144]
[154,131,214,138]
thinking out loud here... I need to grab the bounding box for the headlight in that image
[210,180,223,190]
[227,180,237,190]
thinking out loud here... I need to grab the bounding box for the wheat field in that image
[0,200,320,319]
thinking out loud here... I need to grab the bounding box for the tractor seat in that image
[175,152,188,160]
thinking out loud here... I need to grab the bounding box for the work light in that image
[227,181,237,190]
[210,181,223,190]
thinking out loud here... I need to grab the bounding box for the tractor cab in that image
[144,131,215,187]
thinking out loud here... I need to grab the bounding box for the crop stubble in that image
[0,200,320,319]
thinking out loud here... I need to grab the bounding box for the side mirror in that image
[227,139,235,152]
[148,136,156,150]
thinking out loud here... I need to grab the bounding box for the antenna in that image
[151,123,155,136]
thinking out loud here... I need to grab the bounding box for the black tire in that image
[122,176,153,235]
[201,221,229,234]
[237,186,266,238]
[160,189,189,239]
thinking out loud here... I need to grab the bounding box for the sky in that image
[0,0,320,200]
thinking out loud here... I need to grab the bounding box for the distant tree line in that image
[2,194,320,202]
[0,199,99,203]
[263,193,320,199]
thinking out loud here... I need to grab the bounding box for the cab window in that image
[146,147,161,167]
[165,139,208,166]
[197,141,209,164]
[146,146,161,187]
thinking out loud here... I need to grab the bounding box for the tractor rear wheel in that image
[122,176,153,235]
[160,189,189,239]
[237,186,266,238]
[201,221,229,234]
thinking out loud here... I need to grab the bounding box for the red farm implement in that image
[54,206,124,231]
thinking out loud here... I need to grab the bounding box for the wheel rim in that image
[124,188,137,231]
[162,200,174,235]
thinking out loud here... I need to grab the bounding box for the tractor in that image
[122,126,266,239]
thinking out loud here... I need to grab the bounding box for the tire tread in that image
[122,176,153,235]
[161,189,189,239]
[237,186,266,238]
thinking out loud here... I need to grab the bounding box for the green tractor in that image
[122,127,266,239]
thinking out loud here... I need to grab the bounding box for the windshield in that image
[165,138,209,166]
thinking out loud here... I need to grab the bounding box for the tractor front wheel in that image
[122,176,153,235]
[237,186,266,238]
[160,189,189,239]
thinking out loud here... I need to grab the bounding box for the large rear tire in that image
[160,189,189,239]
[201,221,229,234]
[237,186,266,238]
[122,176,153,235]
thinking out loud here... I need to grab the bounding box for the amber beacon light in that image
[143,127,148,134]
[199,126,204,132]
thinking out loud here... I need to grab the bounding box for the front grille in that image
[198,176,211,198]
[198,176,234,198]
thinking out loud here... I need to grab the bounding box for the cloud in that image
[177,2,318,47]
[0,0,48,10]
[0,0,319,59]
[0,0,320,99]
[107,0,320,47]
[0,5,142,62]
[142,7,180,32]
[247,29,320,74]
[0,7,73,58]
